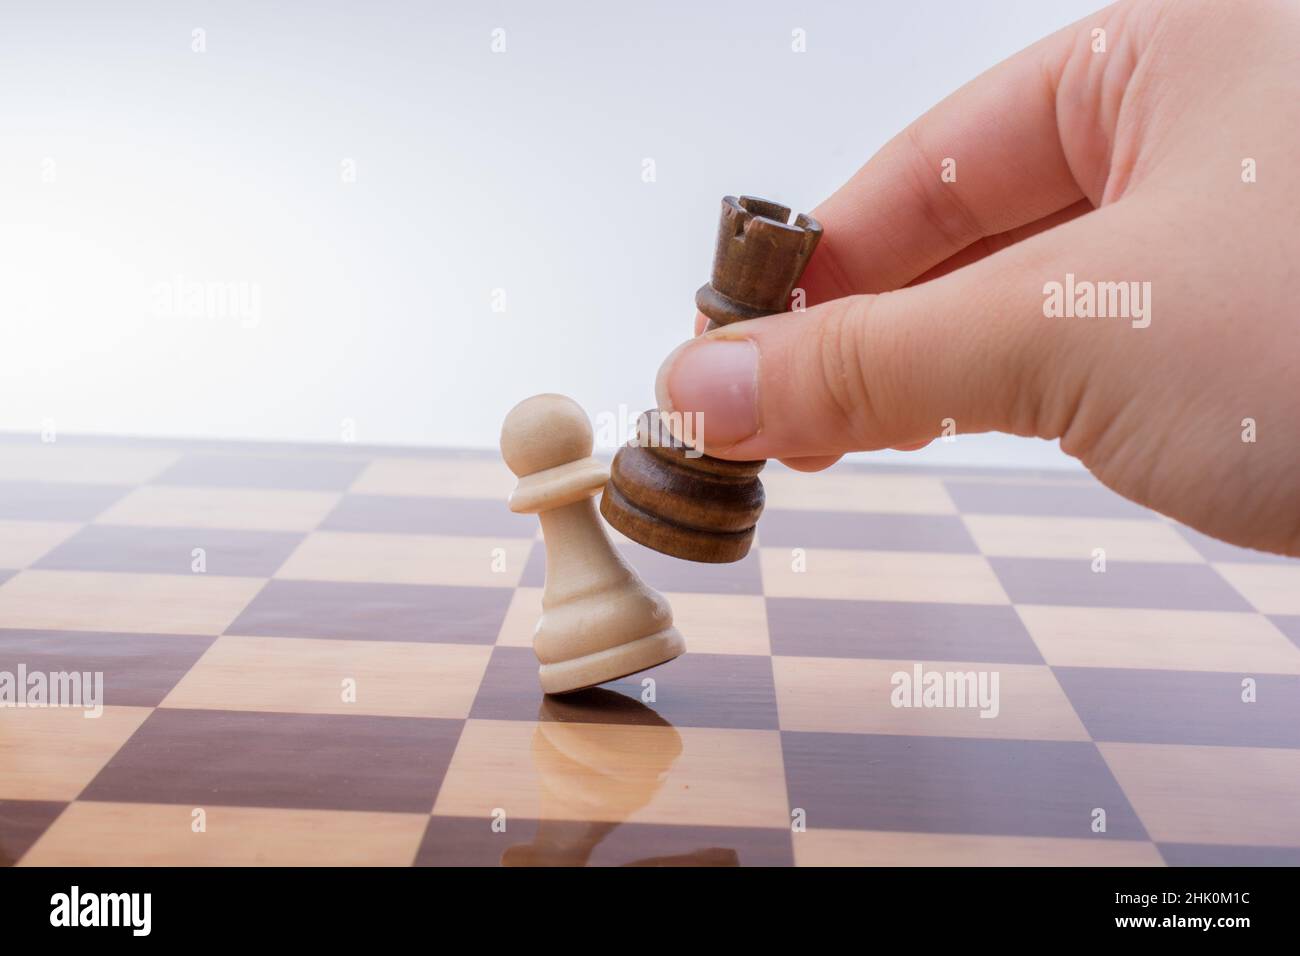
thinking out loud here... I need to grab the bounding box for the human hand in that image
[654,0,1300,556]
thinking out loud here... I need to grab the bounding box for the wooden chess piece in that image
[501,393,685,694]
[695,195,823,332]
[600,195,822,563]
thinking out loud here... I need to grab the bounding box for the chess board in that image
[2,434,1299,868]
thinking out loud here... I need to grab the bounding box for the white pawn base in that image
[539,627,685,696]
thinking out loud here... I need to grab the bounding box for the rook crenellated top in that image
[696,195,822,328]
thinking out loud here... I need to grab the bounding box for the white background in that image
[0,0,1098,467]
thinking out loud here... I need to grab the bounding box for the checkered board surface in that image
[2,435,1300,867]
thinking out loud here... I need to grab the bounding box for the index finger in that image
[797,4,1120,304]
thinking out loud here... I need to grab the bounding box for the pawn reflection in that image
[500,689,738,867]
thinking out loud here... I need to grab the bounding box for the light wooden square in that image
[19,803,428,866]
[793,829,1162,866]
[433,719,789,828]
[0,570,264,634]
[96,485,340,532]
[761,470,957,515]
[0,446,179,485]
[0,520,81,568]
[962,514,1203,563]
[0,705,151,801]
[162,635,492,718]
[350,457,516,500]
[274,531,531,587]
[1017,605,1300,673]
[495,587,542,646]
[760,548,1010,604]
[663,593,770,656]
[1099,742,1300,846]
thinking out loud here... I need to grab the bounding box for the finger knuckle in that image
[902,123,984,252]
[814,297,880,446]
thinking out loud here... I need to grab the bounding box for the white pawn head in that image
[500,393,593,478]
[501,394,608,514]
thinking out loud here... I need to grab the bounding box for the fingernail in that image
[655,338,759,446]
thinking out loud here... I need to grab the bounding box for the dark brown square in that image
[470,646,778,730]
[767,597,1043,663]
[1158,843,1300,866]
[1271,615,1300,651]
[989,557,1253,611]
[34,525,304,577]
[415,815,792,866]
[599,652,779,729]
[945,480,1149,518]
[781,731,1148,839]
[154,453,366,490]
[226,579,512,643]
[1175,525,1300,565]
[0,800,67,866]
[322,494,535,538]
[81,709,463,812]
[0,629,214,707]
[760,509,977,552]
[469,646,555,721]
[0,481,126,522]
[469,647,671,725]
[1053,667,1300,748]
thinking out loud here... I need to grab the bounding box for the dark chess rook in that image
[696,195,823,331]
[601,195,822,563]
[601,408,766,564]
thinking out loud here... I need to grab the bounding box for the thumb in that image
[654,209,1114,461]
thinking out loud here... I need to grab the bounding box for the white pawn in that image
[501,394,685,694]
